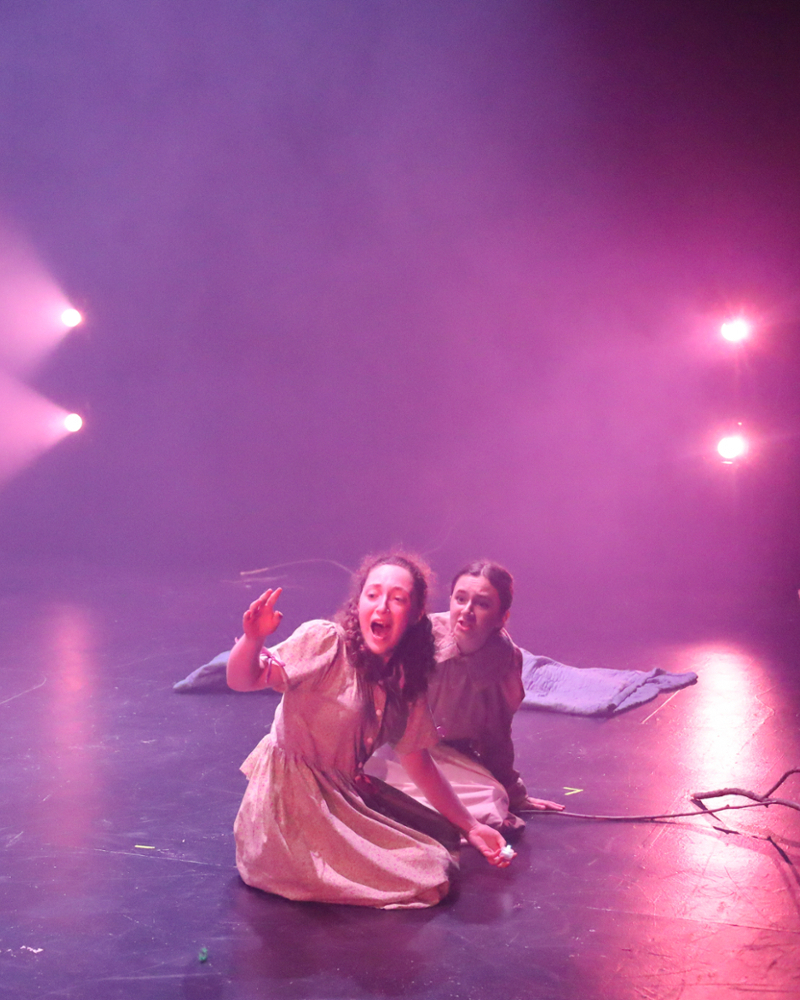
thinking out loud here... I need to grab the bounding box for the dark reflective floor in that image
[2,560,799,999]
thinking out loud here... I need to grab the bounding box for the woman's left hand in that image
[467,823,516,867]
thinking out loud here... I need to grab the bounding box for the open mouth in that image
[371,620,389,637]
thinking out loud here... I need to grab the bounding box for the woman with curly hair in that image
[227,553,512,909]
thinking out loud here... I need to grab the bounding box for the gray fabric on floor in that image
[519,650,697,715]
[173,651,230,692]
[174,648,698,715]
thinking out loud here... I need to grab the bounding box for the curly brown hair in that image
[336,552,436,707]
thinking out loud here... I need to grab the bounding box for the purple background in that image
[0,0,798,624]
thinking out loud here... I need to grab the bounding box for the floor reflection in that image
[4,565,800,1000]
[678,643,776,785]
[561,639,800,998]
[665,644,799,933]
[44,601,101,851]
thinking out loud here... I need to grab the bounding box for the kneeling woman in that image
[227,553,511,910]
[366,561,563,833]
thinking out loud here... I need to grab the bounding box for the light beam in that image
[0,372,79,484]
[0,229,81,373]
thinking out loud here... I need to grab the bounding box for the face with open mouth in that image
[357,564,418,662]
[449,574,509,655]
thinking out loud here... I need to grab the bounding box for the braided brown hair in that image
[449,560,514,615]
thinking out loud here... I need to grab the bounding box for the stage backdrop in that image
[0,0,798,629]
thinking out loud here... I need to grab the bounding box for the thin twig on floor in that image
[522,768,800,823]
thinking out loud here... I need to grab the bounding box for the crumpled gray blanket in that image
[175,647,698,716]
[173,651,233,693]
[520,650,697,715]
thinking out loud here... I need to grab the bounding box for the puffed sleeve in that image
[261,620,342,693]
[391,696,439,755]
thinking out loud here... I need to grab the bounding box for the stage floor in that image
[2,560,799,1000]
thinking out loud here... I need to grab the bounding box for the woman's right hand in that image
[467,823,516,868]
[242,588,283,641]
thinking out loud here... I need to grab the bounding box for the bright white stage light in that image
[0,372,75,484]
[0,234,83,373]
[717,434,747,460]
[61,307,83,328]
[63,413,83,433]
[720,317,750,343]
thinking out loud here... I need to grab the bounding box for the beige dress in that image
[365,613,527,828]
[233,620,458,909]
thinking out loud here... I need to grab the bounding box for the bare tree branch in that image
[525,768,800,822]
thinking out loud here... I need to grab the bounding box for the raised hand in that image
[242,588,283,642]
[466,823,516,868]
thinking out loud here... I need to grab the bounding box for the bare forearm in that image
[228,587,285,691]
[226,635,266,691]
[398,752,512,867]
[398,749,477,834]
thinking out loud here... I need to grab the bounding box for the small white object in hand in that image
[500,844,515,859]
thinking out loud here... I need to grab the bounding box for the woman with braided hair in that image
[367,560,564,834]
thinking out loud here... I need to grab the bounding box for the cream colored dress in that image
[233,620,457,909]
[365,613,527,828]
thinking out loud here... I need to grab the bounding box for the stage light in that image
[0,233,82,373]
[720,317,750,343]
[0,372,76,484]
[61,307,83,328]
[63,413,83,433]
[717,434,747,461]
